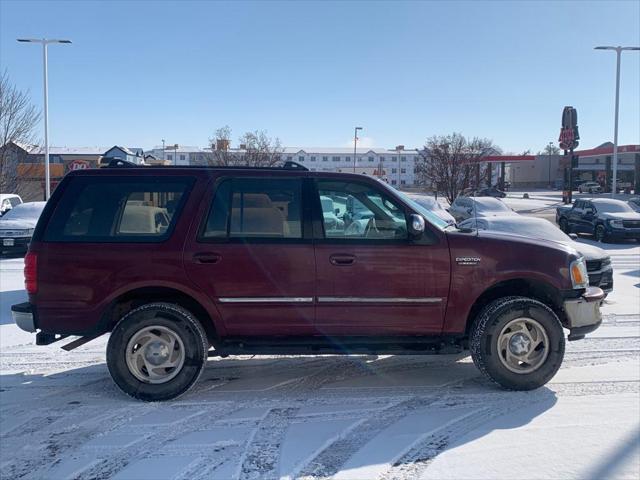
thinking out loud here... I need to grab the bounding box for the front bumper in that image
[563,287,605,340]
[0,236,30,252]
[12,302,36,332]
[607,226,640,240]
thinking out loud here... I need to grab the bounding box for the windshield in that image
[0,203,45,222]
[393,190,449,230]
[594,202,635,213]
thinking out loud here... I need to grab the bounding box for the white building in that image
[281,147,420,187]
[145,145,209,166]
[144,145,423,186]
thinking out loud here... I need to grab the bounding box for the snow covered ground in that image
[1,243,638,479]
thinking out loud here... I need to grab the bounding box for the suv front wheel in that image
[107,302,208,401]
[470,296,565,390]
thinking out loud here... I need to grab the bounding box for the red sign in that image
[67,159,91,172]
[559,106,579,151]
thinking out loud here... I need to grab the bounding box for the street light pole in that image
[594,45,640,197]
[17,38,71,200]
[548,141,553,188]
[353,127,362,173]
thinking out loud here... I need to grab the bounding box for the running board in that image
[213,336,464,356]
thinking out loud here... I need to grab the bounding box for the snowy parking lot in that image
[1,234,639,479]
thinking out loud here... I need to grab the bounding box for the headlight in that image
[608,219,624,228]
[570,258,589,289]
[26,228,35,236]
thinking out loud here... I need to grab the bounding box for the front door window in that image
[316,180,407,240]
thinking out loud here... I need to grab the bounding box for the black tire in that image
[559,218,569,233]
[107,302,208,401]
[470,296,565,390]
[595,224,608,243]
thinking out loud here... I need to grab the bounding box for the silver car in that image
[449,196,516,222]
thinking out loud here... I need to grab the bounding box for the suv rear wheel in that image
[107,302,208,401]
[470,296,565,390]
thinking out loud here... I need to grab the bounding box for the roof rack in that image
[282,160,308,171]
[105,157,139,168]
[103,158,309,171]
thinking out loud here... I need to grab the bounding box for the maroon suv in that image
[12,162,604,401]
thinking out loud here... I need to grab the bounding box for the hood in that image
[471,229,578,255]
[598,211,640,221]
[572,241,608,261]
[471,228,606,260]
[0,218,37,230]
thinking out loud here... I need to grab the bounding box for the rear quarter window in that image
[44,176,194,242]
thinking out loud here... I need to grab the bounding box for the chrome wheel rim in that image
[497,317,549,374]
[125,325,185,384]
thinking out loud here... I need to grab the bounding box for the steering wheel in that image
[364,217,380,238]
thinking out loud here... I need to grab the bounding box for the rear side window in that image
[44,176,193,242]
[201,178,302,239]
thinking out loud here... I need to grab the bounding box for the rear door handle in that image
[192,252,222,264]
[330,254,356,266]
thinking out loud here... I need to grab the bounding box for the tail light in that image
[24,251,38,294]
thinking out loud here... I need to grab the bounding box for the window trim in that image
[197,176,312,244]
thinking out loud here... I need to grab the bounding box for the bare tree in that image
[415,133,501,204]
[539,144,560,156]
[0,70,41,195]
[208,126,284,167]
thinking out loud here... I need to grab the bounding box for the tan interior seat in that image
[230,193,288,236]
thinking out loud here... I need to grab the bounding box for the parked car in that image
[0,202,46,255]
[448,196,516,222]
[407,195,456,226]
[0,194,23,216]
[319,195,345,232]
[13,164,604,401]
[458,216,613,293]
[556,198,640,242]
[476,186,507,198]
[578,182,602,194]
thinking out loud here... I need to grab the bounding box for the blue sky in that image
[1,0,638,153]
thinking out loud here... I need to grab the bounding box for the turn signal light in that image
[570,259,587,289]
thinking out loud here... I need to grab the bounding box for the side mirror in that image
[569,233,578,240]
[409,214,425,237]
[334,208,340,215]
[584,208,594,216]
